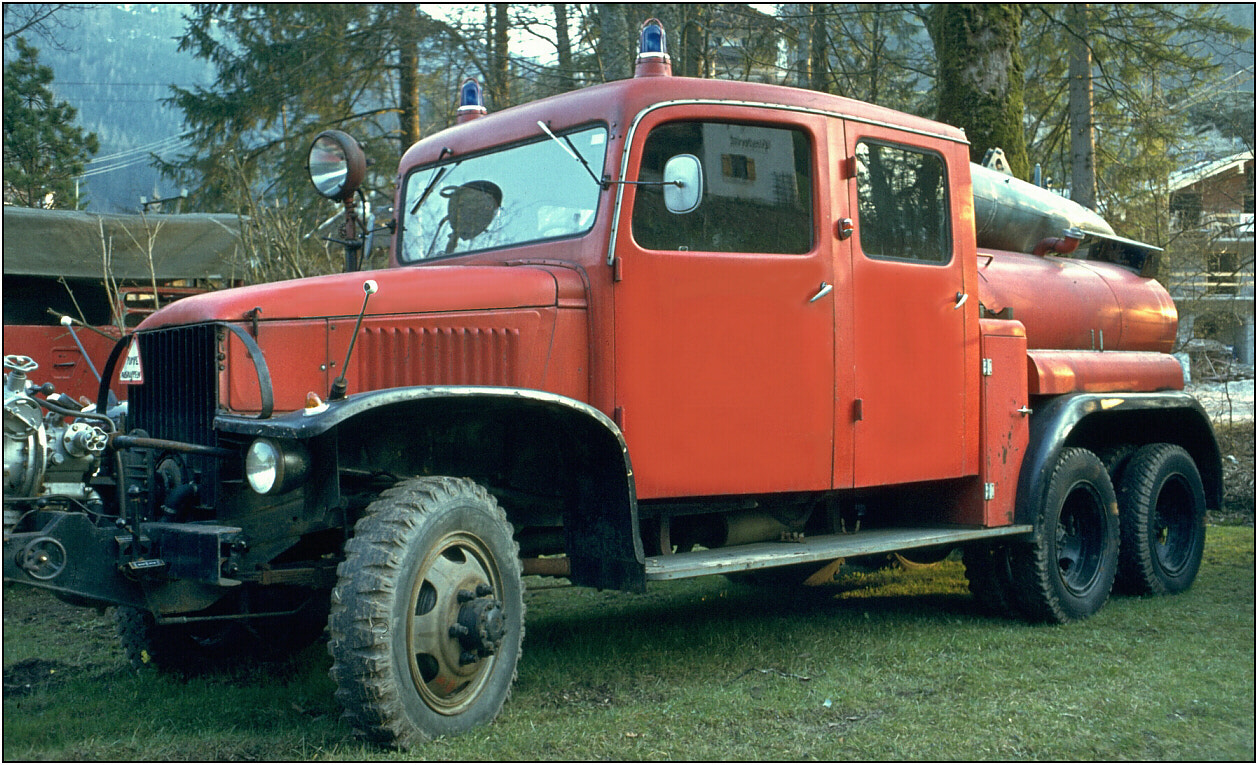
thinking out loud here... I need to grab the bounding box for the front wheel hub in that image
[452,587,505,662]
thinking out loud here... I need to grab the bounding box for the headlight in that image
[244,438,309,495]
[307,130,366,201]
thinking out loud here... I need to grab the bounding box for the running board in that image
[644,525,1033,581]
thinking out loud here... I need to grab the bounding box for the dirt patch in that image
[541,681,619,710]
[3,657,72,698]
[1213,421,1256,525]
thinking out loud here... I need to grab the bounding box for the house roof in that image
[1168,150,1254,193]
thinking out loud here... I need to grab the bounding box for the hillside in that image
[5,4,213,212]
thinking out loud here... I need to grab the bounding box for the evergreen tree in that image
[3,36,99,208]
[158,5,406,216]
[928,4,1029,179]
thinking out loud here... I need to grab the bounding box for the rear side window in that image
[855,141,950,263]
[632,121,813,254]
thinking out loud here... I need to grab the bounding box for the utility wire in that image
[77,135,193,179]
[86,133,192,164]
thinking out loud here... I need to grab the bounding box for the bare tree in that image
[1067,3,1097,209]
[2,4,90,50]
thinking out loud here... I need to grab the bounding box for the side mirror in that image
[308,130,366,201]
[663,154,702,214]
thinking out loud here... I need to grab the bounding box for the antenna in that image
[328,280,379,401]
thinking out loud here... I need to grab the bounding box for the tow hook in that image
[449,583,505,665]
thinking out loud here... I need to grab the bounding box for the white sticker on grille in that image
[119,340,144,384]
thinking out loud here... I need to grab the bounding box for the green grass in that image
[4,525,1254,760]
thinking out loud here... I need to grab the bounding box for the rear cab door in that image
[838,121,980,488]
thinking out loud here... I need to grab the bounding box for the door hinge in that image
[612,257,624,282]
[853,398,864,422]
[984,482,996,501]
[981,358,993,376]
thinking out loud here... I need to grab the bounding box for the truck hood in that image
[138,265,566,329]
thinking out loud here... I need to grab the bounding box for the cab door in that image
[840,124,979,487]
[612,108,835,500]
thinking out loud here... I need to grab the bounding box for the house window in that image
[1205,251,1241,296]
[1171,190,1203,230]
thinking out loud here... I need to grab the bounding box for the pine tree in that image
[928,4,1029,179]
[3,37,99,208]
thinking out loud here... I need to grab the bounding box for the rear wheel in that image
[1115,444,1206,596]
[328,477,523,748]
[1009,448,1119,623]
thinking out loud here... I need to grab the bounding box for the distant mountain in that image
[4,4,215,212]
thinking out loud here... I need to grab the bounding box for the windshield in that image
[399,125,608,262]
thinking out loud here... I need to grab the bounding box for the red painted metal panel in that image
[979,320,1029,526]
[2,324,124,403]
[357,325,522,388]
[140,265,560,329]
[1026,350,1185,395]
[223,321,330,414]
[845,125,979,488]
[222,308,563,415]
[612,106,835,499]
[977,249,1176,353]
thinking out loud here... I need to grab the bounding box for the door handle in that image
[954,291,969,310]
[809,282,834,303]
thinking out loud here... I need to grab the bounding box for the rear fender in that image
[1016,392,1223,530]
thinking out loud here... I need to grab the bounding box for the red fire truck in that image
[3,20,1217,747]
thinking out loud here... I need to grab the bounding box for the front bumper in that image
[4,511,245,612]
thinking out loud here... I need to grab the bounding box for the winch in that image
[3,355,112,531]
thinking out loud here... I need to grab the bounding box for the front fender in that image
[216,386,646,592]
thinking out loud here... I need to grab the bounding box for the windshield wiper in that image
[537,121,605,189]
[411,151,458,215]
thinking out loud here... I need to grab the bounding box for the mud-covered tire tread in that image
[114,606,157,671]
[1096,443,1138,483]
[1115,443,1206,596]
[327,477,523,749]
[1008,447,1119,624]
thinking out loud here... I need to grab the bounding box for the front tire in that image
[1009,448,1119,623]
[328,477,523,748]
[1115,444,1206,596]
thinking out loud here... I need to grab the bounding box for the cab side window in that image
[855,141,950,263]
[632,121,813,254]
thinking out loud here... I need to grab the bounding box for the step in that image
[644,525,1033,581]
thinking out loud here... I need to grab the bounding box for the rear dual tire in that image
[1115,444,1206,596]
[1008,447,1119,623]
